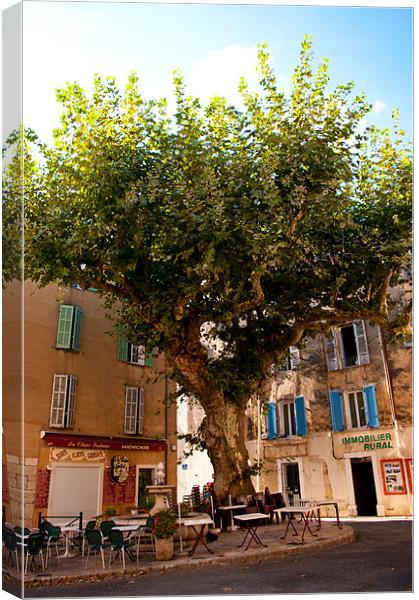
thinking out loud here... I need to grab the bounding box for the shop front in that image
[33,432,168,526]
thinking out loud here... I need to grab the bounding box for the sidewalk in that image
[3,520,355,589]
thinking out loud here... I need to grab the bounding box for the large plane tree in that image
[3,38,411,502]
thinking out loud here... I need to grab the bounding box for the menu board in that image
[404,458,413,494]
[380,459,406,495]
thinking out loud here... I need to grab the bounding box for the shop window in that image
[124,387,144,434]
[56,305,82,351]
[324,320,369,370]
[50,374,77,428]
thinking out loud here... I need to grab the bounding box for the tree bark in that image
[199,390,255,504]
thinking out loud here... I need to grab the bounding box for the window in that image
[129,343,146,366]
[280,346,300,372]
[124,387,144,434]
[117,335,154,367]
[325,320,369,370]
[329,385,379,431]
[283,400,297,437]
[50,374,77,428]
[280,396,308,437]
[56,305,83,351]
[348,390,367,428]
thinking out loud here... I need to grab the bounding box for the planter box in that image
[155,537,174,561]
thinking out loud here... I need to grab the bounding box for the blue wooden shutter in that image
[145,348,154,368]
[295,396,307,436]
[267,402,277,439]
[56,305,74,349]
[71,307,82,350]
[363,384,379,428]
[329,390,345,431]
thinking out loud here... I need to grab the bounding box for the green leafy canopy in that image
[3,36,412,400]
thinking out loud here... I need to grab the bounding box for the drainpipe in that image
[256,395,261,492]
[164,362,169,485]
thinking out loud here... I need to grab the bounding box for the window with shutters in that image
[324,320,369,370]
[50,374,77,428]
[56,305,83,351]
[347,390,367,429]
[280,347,300,372]
[282,400,297,437]
[124,387,144,435]
[117,334,154,367]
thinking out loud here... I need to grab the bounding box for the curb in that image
[4,527,356,588]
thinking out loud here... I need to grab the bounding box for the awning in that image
[41,431,167,451]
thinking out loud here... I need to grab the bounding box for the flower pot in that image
[155,537,174,561]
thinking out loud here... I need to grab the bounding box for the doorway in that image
[137,468,153,507]
[282,462,301,505]
[351,457,377,516]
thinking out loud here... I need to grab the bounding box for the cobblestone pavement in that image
[3,518,354,594]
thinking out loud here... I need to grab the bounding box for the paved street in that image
[20,520,412,597]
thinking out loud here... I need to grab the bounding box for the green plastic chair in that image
[108,528,134,571]
[3,527,19,571]
[135,516,155,560]
[99,519,115,543]
[85,528,109,570]
[81,520,97,557]
[24,533,45,574]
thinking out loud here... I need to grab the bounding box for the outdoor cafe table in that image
[233,513,270,550]
[177,515,214,557]
[299,498,344,528]
[274,505,321,544]
[217,504,245,531]
[112,524,141,561]
[60,524,82,558]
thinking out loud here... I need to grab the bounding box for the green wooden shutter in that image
[71,307,83,350]
[117,335,129,361]
[145,348,154,367]
[56,305,74,349]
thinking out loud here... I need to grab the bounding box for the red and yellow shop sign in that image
[42,432,166,452]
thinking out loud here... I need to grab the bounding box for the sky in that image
[19,0,413,145]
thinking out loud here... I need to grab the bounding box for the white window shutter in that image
[66,376,77,427]
[325,331,338,371]
[138,345,146,366]
[50,374,68,427]
[124,387,138,434]
[289,346,300,369]
[138,388,144,434]
[353,320,369,365]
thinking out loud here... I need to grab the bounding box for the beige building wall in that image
[247,318,412,518]
[3,280,177,526]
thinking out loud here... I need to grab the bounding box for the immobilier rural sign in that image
[341,432,393,450]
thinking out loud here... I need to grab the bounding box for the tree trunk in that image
[200,392,255,505]
[168,336,257,505]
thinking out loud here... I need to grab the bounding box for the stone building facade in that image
[246,319,412,517]
[2,280,177,527]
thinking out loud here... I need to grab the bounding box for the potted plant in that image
[152,509,177,560]
[138,494,156,514]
